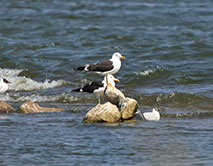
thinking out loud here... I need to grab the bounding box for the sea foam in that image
[0,68,66,92]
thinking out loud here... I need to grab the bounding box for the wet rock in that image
[119,98,138,120]
[19,101,64,113]
[104,84,125,105]
[0,101,16,114]
[83,102,121,123]
[83,97,138,123]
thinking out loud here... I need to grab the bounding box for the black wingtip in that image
[72,88,81,92]
[74,66,85,71]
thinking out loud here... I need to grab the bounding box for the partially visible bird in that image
[72,74,119,103]
[0,77,10,94]
[74,52,125,75]
[136,107,160,121]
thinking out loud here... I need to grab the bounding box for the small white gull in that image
[0,77,10,94]
[137,107,160,121]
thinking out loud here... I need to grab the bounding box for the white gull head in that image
[111,52,125,60]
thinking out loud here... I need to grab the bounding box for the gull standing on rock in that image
[74,52,125,75]
[72,74,119,103]
[0,78,10,94]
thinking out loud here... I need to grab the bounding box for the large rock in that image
[19,101,64,113]
[0,101,16,114]
[118,98,138,120]
[104,84,125,105]
[83,102,121,123]
[83,97,138,123]
[83,83,139,123]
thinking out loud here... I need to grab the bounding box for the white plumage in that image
[92,74,119,96]
[0,78,10,94]
[142,108,160,121]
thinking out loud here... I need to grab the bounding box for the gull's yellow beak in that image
[114,78,120,82]
[120,56,125,59]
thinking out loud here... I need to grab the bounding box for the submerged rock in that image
[119,98,138,120]
[0,101,16,114]
[19,101,64,113]
[104,84,125,105]
[83,102,121,123]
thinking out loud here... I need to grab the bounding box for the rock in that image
[83,102,121,123]
[119,98,138,120]
[0,101,16,114]
[104,84,125,105]
[19,101,64,113]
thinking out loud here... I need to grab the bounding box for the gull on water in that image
[136,107,160,121]
[0,77,10,94]
[72,74,119,103]
[74,52,125,75]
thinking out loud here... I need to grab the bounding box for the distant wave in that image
[137,69,155,76]
[122,66,172,87]
[140,92,213,111]
[1,93,79,103]
[136,66,169,76]
[0,68,66,92]
[162,111,213,118]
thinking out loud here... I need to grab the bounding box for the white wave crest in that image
[138,69,155,76]
[0,67,23,77]
[10,78,66,91]
[136,66,162,76]
[0,68,66,92]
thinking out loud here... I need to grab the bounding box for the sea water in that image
[0,0,213,165]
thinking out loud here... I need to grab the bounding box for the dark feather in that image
[87,60,113,72]
[72,88,81,92]
[72,81,104,93]
[74,66,85,71]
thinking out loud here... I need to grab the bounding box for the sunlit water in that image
[0,0,213,165]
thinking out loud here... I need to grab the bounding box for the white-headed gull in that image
[74,52,125,75]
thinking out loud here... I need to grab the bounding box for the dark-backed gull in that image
[74,52,125,75]
[72,74,119,103]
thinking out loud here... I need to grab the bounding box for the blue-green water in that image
[0,0,213,165]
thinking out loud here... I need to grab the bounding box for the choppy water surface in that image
[0,0,213,165]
